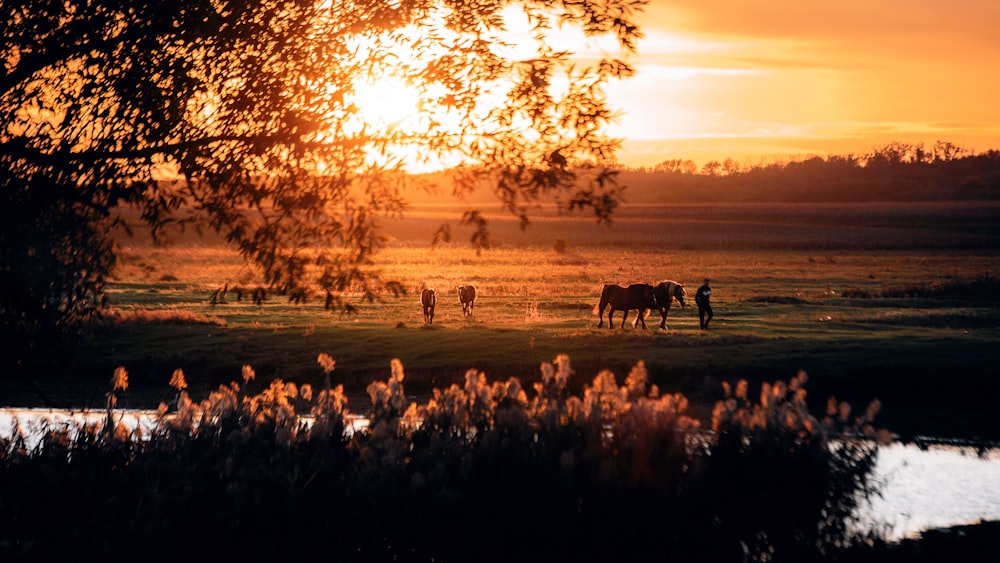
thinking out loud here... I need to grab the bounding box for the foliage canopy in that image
[0,0,642,354]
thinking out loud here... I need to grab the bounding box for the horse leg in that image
[620,308,628,329]
[597,301,606,328]
[660,303,670,329]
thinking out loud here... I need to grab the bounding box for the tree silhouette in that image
[0,0,642,353]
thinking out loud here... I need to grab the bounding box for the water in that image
[2,408,998,540]
[859,442,1000,540]
[0,408,160,442]
[0,407,369,445]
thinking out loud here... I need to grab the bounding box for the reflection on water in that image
[859,443,1000,540]
[2,408,997,540]
[0,408,369,447]
[0,408,160,446]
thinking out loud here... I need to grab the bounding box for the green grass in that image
[6,202,999,442]
[23,290,999,441]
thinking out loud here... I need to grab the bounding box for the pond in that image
[858,441,1000,540]
[2,408,997,540]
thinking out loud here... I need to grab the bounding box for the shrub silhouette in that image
[0,356,883,562]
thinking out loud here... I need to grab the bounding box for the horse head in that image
[655,281,685,308]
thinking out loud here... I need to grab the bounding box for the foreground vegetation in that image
[3,357,888,562]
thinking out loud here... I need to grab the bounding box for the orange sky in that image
[606,0,1000,168]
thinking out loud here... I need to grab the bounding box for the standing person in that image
[695,278,713,330]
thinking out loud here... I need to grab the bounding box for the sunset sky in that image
[605,0,1000,168]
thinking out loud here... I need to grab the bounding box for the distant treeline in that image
[621,141,1000,203]
[410,142,1000,205]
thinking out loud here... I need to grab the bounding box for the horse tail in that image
[595,285,610,315]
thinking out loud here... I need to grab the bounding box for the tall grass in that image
[0,354,884,562]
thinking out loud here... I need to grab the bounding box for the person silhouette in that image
[695,278,713,330]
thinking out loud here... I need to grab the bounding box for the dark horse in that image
[457,285,476,316]
[652,280,686,329]
[421,288,436,324]
[597,283,657,329]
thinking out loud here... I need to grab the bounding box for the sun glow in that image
[323,4,640,173]
[349,76,421,132]
[343,73,469,173]
[333,27,470,172]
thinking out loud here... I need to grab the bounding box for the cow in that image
[457,285,477,316]
[421,288,436,324]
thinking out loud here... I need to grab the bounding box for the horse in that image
[652,280,686,329]
[251,286,266,306]
[421,288,436,324]
[597,283,657,329]
[457,285,476,316]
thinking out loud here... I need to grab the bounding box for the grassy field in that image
[11,201,1000,441]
